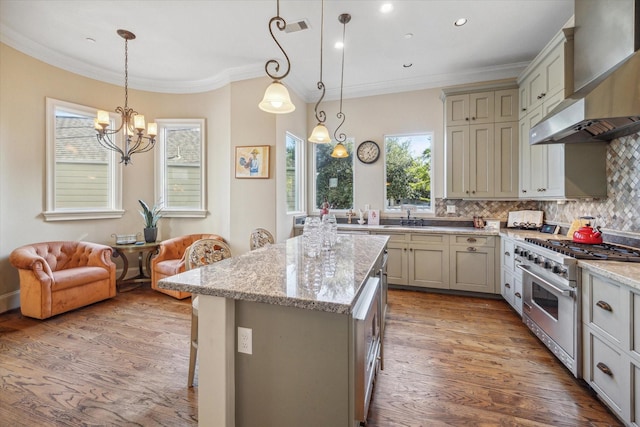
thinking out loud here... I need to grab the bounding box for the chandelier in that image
[308,0,331,143]
[94,29,156,165]
[258,0,296,114]
[331,13,351,158]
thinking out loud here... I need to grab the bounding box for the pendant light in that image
[308,0,331,143]
[258,0,296,114]
[331,13,351,158]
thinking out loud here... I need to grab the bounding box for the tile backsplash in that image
[435,132,640,236]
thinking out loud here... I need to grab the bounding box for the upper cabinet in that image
[517,25,608,200]
[443,86,519,199]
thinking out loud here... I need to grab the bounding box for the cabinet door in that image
[519,118,532,197]
[518,83,530,119]
[501,268,515,306]
[469,92,494,124]
[527,67,546,112]
[409,243,449,289]
[519,106,545,197]
[514,277,523,315]
[494,122,519,197]
[500,238,515,272]
[469,124,494,198]
[446,94,470,126]
[449,244,496,293]
[543,42,565,100]
[446,126,469,198]
[385,242,408,285]
[494,89,519,122]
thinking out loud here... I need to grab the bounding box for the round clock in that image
[356,140,380,164]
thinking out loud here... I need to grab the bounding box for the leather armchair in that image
[151,233,226,299]
[9,241,116,319]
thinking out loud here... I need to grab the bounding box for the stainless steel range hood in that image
[530,0,640,145]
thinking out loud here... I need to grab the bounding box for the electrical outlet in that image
[446,205,456,213]
[238,327,252,354]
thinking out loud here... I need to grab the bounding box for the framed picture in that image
[235,145,270,179]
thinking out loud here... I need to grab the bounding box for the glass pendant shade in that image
[331,142,348,158]
[259,81,296,114]
[308,123,331,143]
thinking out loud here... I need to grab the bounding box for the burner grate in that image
[525,238,640,262]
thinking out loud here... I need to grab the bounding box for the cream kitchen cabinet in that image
[446,92,494,126]
[582,269,638,426]
[500,236,522,314]
[384,234,409,285]
[449,235,497,294]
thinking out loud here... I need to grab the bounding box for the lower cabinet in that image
[375,232,497,294]
[500,236,523,314]
[582,269,637,426]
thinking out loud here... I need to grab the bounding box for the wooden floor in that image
[0,288,621,426]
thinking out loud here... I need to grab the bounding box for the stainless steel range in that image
[515,238,640,378]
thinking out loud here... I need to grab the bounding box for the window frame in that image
[44,97,123,221]
[383,132,434,215]
[311,138,355,213]
[285,132,305,215]
[154,118,207,218]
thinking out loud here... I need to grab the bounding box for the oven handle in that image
[516,264,574,297]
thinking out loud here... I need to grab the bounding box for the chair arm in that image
[9,247,54,280]
[81,243,115,270]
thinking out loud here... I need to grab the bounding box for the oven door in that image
[518,264,577,358]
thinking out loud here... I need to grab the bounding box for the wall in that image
[0,44,303,311]
[540,133,640,236]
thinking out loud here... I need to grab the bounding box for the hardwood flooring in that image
[0,287,622,426]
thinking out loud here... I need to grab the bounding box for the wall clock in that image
[356,140,380,164]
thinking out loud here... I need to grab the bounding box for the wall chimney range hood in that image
[530,0,640,145]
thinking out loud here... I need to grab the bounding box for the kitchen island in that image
[159,234,389,427]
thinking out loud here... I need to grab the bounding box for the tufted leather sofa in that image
[151,233,226,299]
[9,241,116,319]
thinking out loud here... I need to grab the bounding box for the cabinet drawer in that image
[585,331,625,415]
[377,232,406,242]
[583,271,627,347]
[501,238,515,271]
[410,234,446,245]
[451,235,495,247]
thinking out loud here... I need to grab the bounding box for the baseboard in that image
[0,290,20,314]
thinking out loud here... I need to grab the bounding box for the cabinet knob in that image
[465,117,469,121]
[466,190,469,194]
[515,292,522,299]
[504,251,511,256]
[521,108,527,112]
[471,116,476,120]
[596,300,613,312]
[522,189,527,193]
[505,283,511,289]
[596,362,613,376]
[467,247,477,252]
[409,248,413,252]
[471,190,476,194]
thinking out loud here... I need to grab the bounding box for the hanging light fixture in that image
[331,13,351,158]
[258,0,296,114]
[94,29,156,166]
[308,0,331,143]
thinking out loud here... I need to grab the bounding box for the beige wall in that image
[305,89,446,213]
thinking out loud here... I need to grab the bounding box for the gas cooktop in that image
[525,238,640,262]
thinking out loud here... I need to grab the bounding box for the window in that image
[384,133,433,212]
[155,119,206,217]
[286,132,304,213]
[44,98,122,221]
[314,139,354,210]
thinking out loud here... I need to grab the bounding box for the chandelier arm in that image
[96,134,125,157]
[264,13,291,81]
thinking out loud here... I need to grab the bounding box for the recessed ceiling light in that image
[380,3,393,13]
[335,41,344,49]
[454,18,468,27]
[404,33,413,39]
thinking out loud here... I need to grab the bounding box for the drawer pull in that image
[505,283,511,289]
[504,251,510,256]
[467,247,477,252]
[515,292,522,299]
[467,237,477,243]
[596,301,612,312]
[596,362,613,377]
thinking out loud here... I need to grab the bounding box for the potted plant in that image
[138,199,162,243]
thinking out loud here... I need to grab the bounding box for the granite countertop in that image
[499,228,640,291]
[158,234,389,314]
[299,222,500,236]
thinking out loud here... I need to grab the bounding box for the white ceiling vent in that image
[285,19,310,33]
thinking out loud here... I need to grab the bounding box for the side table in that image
[111,241,160,292]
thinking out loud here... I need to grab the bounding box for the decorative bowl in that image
[112,233,141,245]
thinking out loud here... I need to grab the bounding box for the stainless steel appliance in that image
[515,238,640,377]
[353,276,381,424]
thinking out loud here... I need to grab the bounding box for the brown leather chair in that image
[9,241,116,319]
[150,233,225,299]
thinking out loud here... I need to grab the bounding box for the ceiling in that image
[0,0,574,102]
